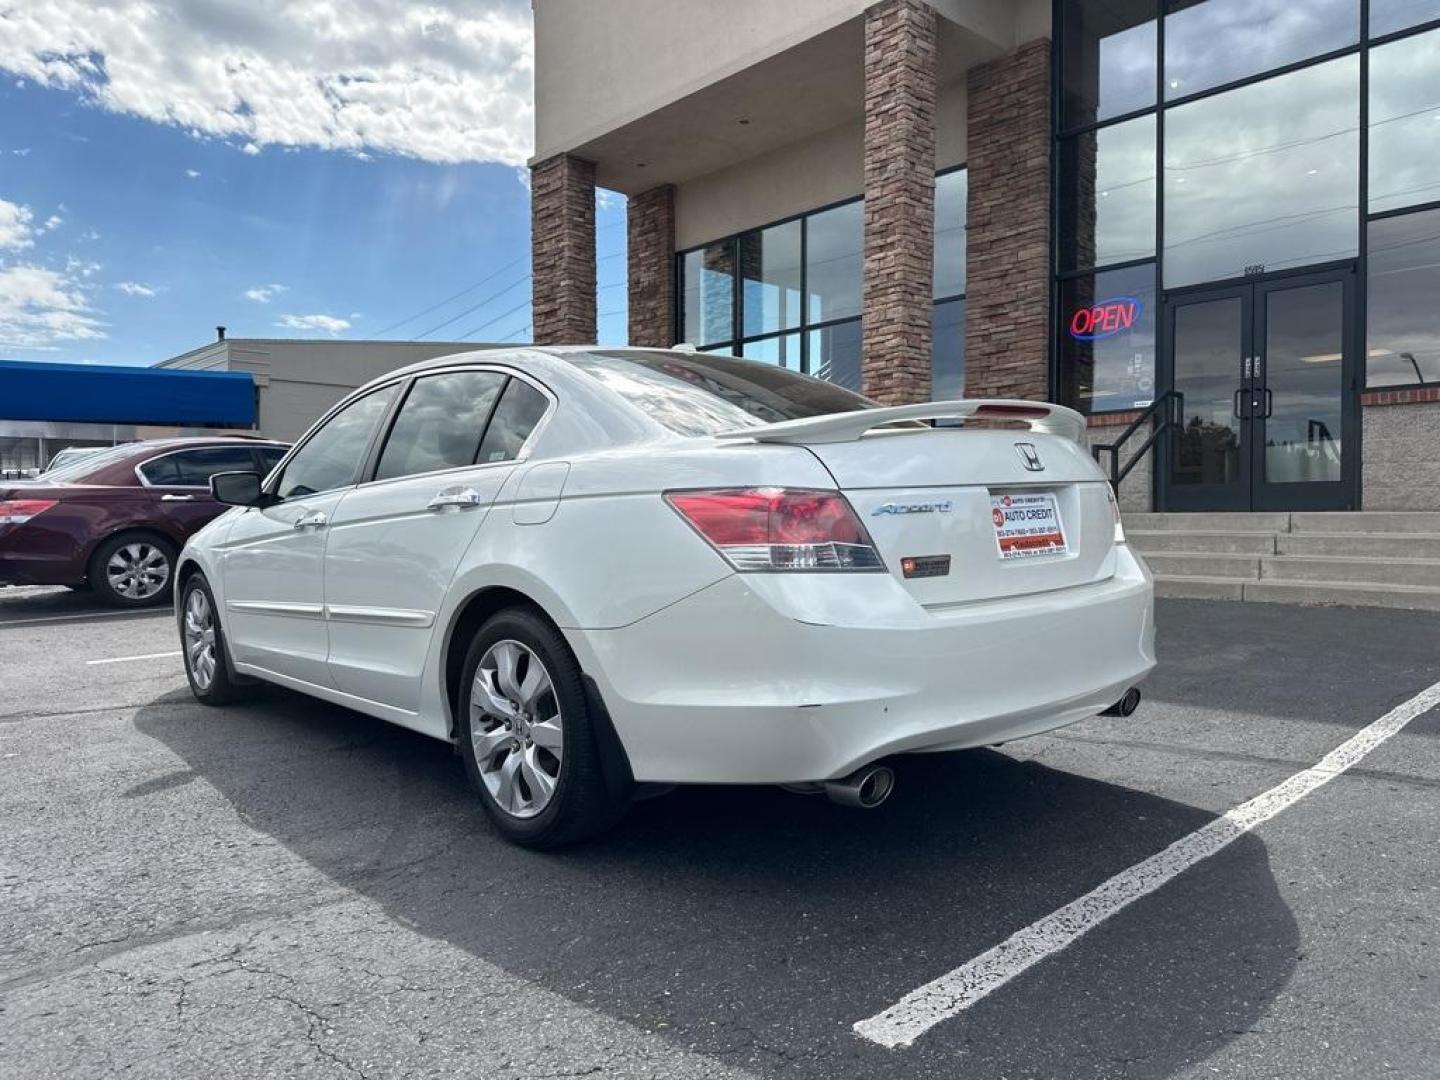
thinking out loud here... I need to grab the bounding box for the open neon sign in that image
[1068,296,1143,341]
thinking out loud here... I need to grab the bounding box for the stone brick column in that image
[861,0,937,405]
[530,153,596,344]
[627,184,676,347]
[964,38,1052,401]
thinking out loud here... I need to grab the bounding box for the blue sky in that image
[0,2,627,367]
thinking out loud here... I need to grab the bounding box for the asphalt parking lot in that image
[2,585,1439,1080]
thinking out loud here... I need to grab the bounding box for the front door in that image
[1161,269,1356,511]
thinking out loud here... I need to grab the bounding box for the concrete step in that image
[1153,575,1247,600]
[1241,579,1440,612]
[1278,532,1440,560]
[1290,511,1440,534]
[1130,530,1276,555]
[1260,554,1440,588]
[1143,552,1261,580]
[1124,511,1291,533]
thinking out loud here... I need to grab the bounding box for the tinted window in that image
[256,445,287,476]
[1059,114,1156,270]
[161,447,264,487]
[476,379,550,463]
[1368,28,1440,213]
[1367,207,1440,387]
[569,350,873,437]
[808,319,863,392]
[375,370,506,481]
[275,384,399,500]
[1060,0,1157,128]
[931,299,966,401]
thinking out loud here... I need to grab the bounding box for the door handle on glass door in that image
[426,487,482,511]
[294,510,328,530]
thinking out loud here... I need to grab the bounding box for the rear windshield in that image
[567,350,875,437]
[35,443,138,483]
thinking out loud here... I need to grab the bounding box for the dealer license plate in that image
[990,492,1068,560]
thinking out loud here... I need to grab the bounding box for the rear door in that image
[807,429,1117,606]
[137,444,263,540]
[323,370,552,710]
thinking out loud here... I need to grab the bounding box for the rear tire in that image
[89,532,177,608]
[457,607,630,848]
[178,573,249,705]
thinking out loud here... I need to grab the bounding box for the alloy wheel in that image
[183,587,217,690]
[106,542,170,601]
[470,639,564,819]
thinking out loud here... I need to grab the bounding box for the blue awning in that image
[0,360,255,426]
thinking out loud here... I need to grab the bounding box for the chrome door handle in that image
[160,493,195,502]
[426,487,482,511]
[294,510,328,530]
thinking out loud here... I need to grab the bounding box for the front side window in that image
[476,379,550,463]
[374,370,506,482]
[275,384,399,500]
[141,446,258,487]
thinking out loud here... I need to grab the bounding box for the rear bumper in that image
[569,546,1156,784]
[0,549,82,588]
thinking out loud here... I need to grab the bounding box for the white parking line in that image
[0,611,169,628]
[86,651,182,666]
[853,678,1440,1050]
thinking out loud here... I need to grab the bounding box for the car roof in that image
[375,345,682,383]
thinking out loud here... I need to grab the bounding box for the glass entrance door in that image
[1161,270,1356,512]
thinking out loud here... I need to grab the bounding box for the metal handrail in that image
[1090,390,1184,492]
[1308,418,1342,466]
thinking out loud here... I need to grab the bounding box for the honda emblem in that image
[1015,442,1044,472]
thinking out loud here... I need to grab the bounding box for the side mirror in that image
[210,471,271,507]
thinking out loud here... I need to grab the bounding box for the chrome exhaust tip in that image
[1101,687,1142,717]
[823,764,895,809]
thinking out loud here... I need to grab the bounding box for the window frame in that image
[134,443,288,491]
[370,368,510,484]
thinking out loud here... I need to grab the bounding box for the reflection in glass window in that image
[808,319,863,392]
[1164,0,1357,100]
[1163,56,1359,288]
[476,379,550,463]
[934,169,968,299]
[374,370,506,481]
[1059,114,1156,270]
[1262,281,1345,484]
[931,299,965,401]
[1371,0,1440,37]
[277,384,399,500]
[1369,28,1440,213]
[1060,0,1157,128]
[681,241,735,346]
[805,202,863,323]
[742,333,802,370]
[1058,262,1158,413]
[1368,208,1440,387]
[740,221,802,336]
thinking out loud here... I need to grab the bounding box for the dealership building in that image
[528,0,1440,515]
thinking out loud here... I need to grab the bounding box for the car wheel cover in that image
[470,639,564,819]
[183,587,217,690]
[106,542,170,600]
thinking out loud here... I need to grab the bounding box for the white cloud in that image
[64,255,102,278]
[0,197,34,250]
[0,1,534,165]
[42,213,62,231]
[278,312,350,336]
[0,263,105,348]
[184,168,200,178]
[596,189,624,213]
[115,280,156,297]
[244,283,285,303]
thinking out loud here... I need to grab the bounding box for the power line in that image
[372,255,528,338]
[460,297,531,340]
[415,274,531,339]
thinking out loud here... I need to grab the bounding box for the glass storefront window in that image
[1370,0,1440,37]
[739,220,802,337]
[1163,56,1359,288]
[1060,0,1157,129]
[931,299,965,401]
[1058,262,1158,413]
[808,319,862,392]
[1367,207,1440,387]
[681,241,735,346]
[805,201,863,323]
[1164,0,1358,100]
[1368,28,1440,213]
[1059,114,1156,270]
[934,168,967,299]
[741,333,802,370]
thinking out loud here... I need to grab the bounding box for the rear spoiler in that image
[715,399,1085,446]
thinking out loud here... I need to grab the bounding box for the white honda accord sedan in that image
[176,346,1155,847]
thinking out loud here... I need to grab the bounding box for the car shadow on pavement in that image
[134,687,1299,1080]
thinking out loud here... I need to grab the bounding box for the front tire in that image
[90,532,177,608]
[178,573,249,705]
[458,608,629,848]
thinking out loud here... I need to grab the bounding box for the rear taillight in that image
[0,499,58,526]
[665,487,884,572]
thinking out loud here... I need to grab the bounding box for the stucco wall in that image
[1362,403,1440,510]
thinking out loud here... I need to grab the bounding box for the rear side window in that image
[140,446,258,487]
[374,370,507,482]
[275,384,399,500]
[567,350,875,437]
[476,379,549,463]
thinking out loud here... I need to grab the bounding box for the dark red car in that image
[0,437,288,608]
